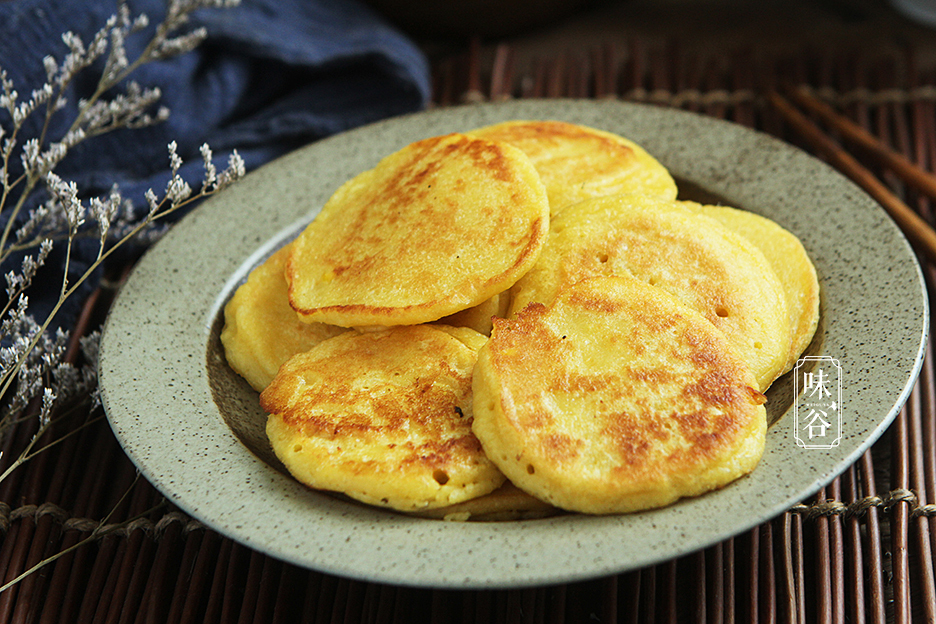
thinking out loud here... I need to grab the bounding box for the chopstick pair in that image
[767,86,936,265]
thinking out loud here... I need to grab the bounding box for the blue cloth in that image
[0,0,431,328]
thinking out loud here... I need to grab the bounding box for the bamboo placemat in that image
[2,32,936,624]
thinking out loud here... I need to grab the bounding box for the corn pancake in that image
[408,482,559,521]
[472,275,767,515]
[261,325,506,512]
[286,132,549,327]
[220,245,348,391]
[680,201,820,375]
[509,194,791,391]
[437,292,511,336]
[468,120,678,216]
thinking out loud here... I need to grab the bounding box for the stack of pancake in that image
[221,120,820,519]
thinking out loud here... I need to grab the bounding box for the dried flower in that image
[4,239,52,299]
[0,0,245,591]
[0,0,244,507]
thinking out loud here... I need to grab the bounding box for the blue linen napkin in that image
[0,0,431,329]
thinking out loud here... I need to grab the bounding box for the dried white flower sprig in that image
[0,0,243,487]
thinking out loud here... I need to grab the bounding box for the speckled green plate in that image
[99,99,928,589]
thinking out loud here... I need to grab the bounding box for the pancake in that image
[468,120,678,216]
[286,132,549,327]
[509,194,791,391]
[472,275,767,515]
[408,481,558,521]
[680,201,820,375]
[220,245,348,391]
[437,292,511,336]
[261,324,506,512]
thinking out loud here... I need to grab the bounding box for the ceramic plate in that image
[99,99,928,589]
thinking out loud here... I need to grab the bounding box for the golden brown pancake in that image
[261,325,506,512]
[472,275,767,515]
[509,194,791,391]
[468,120,678,216]
[220,245,348,391]
[286,132,549,327]
[437,292,511,336]
[408,481,558,521]
[680,201,820,374]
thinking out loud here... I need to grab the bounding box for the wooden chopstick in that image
[767,90,936,265]
[782,84,936,202]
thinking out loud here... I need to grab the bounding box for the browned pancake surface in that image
[680,200,820,375]
[262,325,505,511]
[286,132,549,327]
[472,275,767,515]
[220,245,347,391]
[509,194,790,390]
[468,120,678,215]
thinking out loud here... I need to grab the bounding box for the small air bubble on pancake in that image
[433,470,450,485]
[526,464,535,475]
[716,307,729,318]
